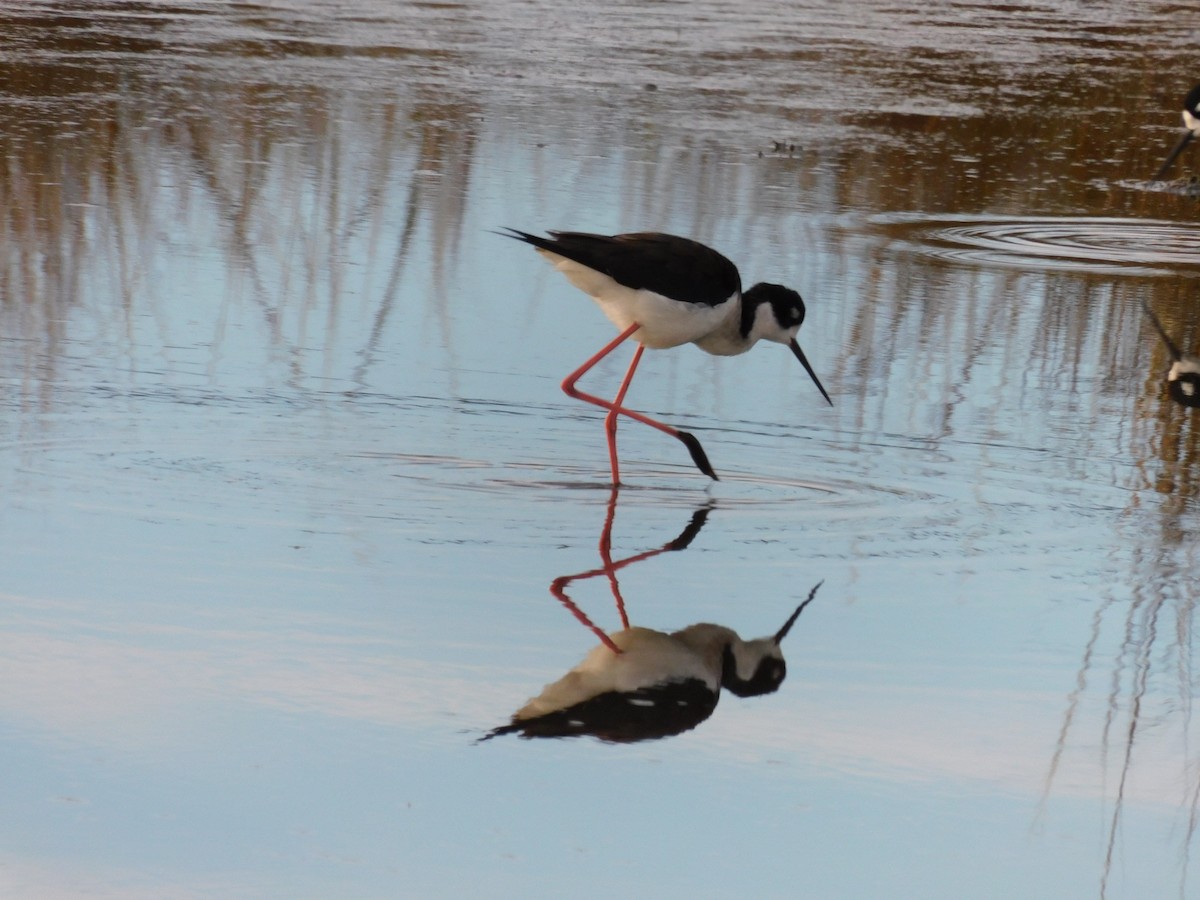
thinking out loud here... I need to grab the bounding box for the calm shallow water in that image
[3,1,1200,897]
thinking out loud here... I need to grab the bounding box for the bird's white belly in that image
[1170,355,1200,382]
[514,627,718,720]
[545,253,737,350]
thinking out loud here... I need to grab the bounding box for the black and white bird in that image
[481,581,822,743]
[1141,300,1200,407]
[500,229,831,483]
[1155,83,1200,180]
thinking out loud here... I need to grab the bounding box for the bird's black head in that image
[1168,372,1200,408]
[741,283,832,406]
[721,644,787,698]
[743,282,806,334]
[718,582,821,698]
[1185,83,1200,116]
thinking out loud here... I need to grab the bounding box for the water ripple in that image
[867,214,1200,274]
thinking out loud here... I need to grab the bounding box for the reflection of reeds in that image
[828,225,1200,897]
[1043,544,1199,900]
[0,119,94,348]
[0,26,482,399]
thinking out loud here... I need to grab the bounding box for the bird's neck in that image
[670,623,739,668]
[691,294,778,356]
[1171,354,1200,377]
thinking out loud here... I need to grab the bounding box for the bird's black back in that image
[481,678,719,743]
[1186,83,1200,115]
[502,229,742,307]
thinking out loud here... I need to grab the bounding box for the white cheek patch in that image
[1186,108,1200,133]
[1170,354,1200,376]
[1184,382,1196,397]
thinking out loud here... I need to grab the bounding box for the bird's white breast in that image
[1170,354,1200,382]
[514,627,721,720]
[540,251,738,350]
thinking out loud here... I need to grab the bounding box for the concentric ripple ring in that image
[867,215,1200,273]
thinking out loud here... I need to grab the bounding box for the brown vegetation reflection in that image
[1041,536,1200,900]
[0,5,481,401]
[2,7,1199,491]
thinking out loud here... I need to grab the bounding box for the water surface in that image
[2,2,1200,898]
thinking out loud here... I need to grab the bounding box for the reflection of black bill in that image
[1155,130,1195,181]
[1139,299,1182,360]
[790,339,833,406]
[774,579,823,644]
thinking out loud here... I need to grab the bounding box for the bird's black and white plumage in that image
[482,582,821,743]
[500,228,831,482]
[501,229,828,364]
[1155,83,1200,180]
[1141,300,1200,408]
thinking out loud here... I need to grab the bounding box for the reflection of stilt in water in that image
[482,489,822,742]
[1140,299,1200,408]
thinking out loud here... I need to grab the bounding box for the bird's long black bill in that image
[1155,131,1194,181]
[774,580,823,644]
[790,340,832,406]
[1140,299,1183,361]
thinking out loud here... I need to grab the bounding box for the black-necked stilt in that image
[500,228,832,483]
[482,580,822,742]
[1154,84,1200,180]
[1141,300,1200,407]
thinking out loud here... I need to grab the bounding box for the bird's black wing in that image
[480,678,719,743]
[500,228,741,307]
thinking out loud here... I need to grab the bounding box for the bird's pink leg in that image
[601,343,644,485]
[561,323,718,481]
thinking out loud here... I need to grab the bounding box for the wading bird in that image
[1154,83,1200,180]
[500,229,831,483]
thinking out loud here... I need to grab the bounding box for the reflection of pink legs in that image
[597,486,631,630]
[549,488,712,654]
[561,322,716,482]
[550,575,623,654]
[549,487,627,654]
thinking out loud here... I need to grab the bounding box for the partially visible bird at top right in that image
[1154,83,1200,180]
